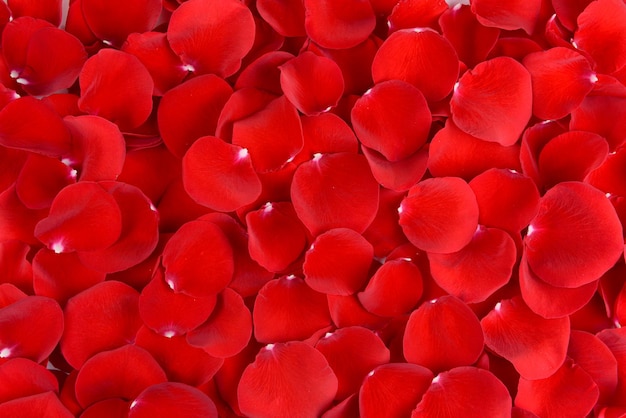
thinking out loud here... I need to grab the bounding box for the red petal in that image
[0,392,73,418]
[362,145,429,193]
[162,220,234,298]
[291,152,379,236]
[80,399,129,418]
[60,281,142,369]
[238,342,338,418]
[471,0,542,34]
[1,17,53,78]
[0,241,33,294]
[321,393,359,418]
[481,296,570,380]
[0,185,47,244]
[253,275,331,343]
[327,293,389,330]
[257,0,305,36]
[570,89,626,151]
[372,29,459,102]
[158,74,233,158]
[303,0,375,49]
[15,154,74,210]
[515,359,599,418]
[215,87,276,142]
[404,295,484,373]
[429,226,516,303]
[451,57,532,146]
[186,288,252,358]
[596,328,626,406]
[0,283,28,309]
[75,345,166,408]
[387,0,448,32]
[34,182,122,253]
[399,177,479,254]
[0,358,58,403]
[167,0,255,78]
[296,112,359,164]
[129,382,218,418]
[525,182,623,288]
[351,80,431,161]
[574,0,626,74]
[523,47,596,120]
[412,367,511,418]
[7,0,61,26]
[235,51,293,95]
[316,326,390,400]
[78,49,154,130]
[359,363,433,418]
[246,202,308,273]
[552,0,593,31]
[279,51,344,116]
[64,0,98,47]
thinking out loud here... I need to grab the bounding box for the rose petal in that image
[0,392,73,418]
[15,154,74,210]
[7,0,61,26]
[387,0,448,32]
[257,0,305,37]
[596,328,626,406]
[570,87,626,151]
[586,148,626,197]
[303,0,375,49]
[0,185,48,244]
[129,382,218,418]
[80,399,129,418]
[362,145,429,192]
[0,358,58,403]
[0,241,33,294]
[471,0,542,34]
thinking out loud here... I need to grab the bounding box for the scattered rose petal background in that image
[0,0,626,417]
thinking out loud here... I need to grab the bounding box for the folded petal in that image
[303,0,375,49]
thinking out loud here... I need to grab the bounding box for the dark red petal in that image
[574,0,626,74]
[75,345,166,408]
[61,281,142,369]
[412,367,511,418]
[327,294,389,330]
[404,295,484,373]
[429,226,516,303]
[303,0,375,49]
[387,0,448,32]
[471,0,542,34]
[78,182,159,273]
[523,47,596,120]
[129,382,218,418]
[0,185,47,244]
[303,228,373,296]
[525,182,623,288]
[0,96,71,157]
[7,0,61,26]
[0,241,33,294]
[351,80,431,161]
[372,29,459,102]
[232,95,304,173]
[139,269,216,337]
[587,148,626,197]
[279,51,344,116]
[64,115,126,182]
[80,399,129,418]
[64,0,98,46]
[167,0,255,78]
[315,326,390,400]
[399,177,479,254]
[452,57,532,146]
[469,168,540,233]
[183,135,261,212]
[481,296,570,380]
[0,392,73,418]
[257,0,305,37]
[121,32,187,96]
[238,342,338,418]
[186,288,252,358]
[0,358,58,403]
[78,49,154,130]
[570,89,626,151]
[515,359,599,418]
[33,248,105,306]
[246,202,308,273]
[359,363,433,418]
[34,182,122,253]
[362,145,429,192]
[135,326,223,387]
[428,120,522,180]
[15,154,74,210]
[551,0,593,31]
[439,5,500,68]
[596,328,626,406]
[291,152,379,236]
[158,75,233,158]
[253,275,331,343]
[162,220,234,298]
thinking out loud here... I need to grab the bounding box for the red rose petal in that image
[372,29,459,102]
[60,281,143,369]
[587,148,626,197]
[15,154,74,210]
[303,0,375,49]
[0,283,27,309]
[2,16,53,78]
[291,152,379,236]
[523,47,596,120]
[246,202,308,273]
[404,295,484,373]
[129,382,218,418]
[0,185,48,244]
[0,358,58,403]
[399,177,479,254]
[80,399,129,418]
[429,226,516,304]
[253,275,331,343]
[7,0,61,26]
[574,0,626,74]
[412,367,511,418]
[186,288,252,358]
[161,220,234,298]
[78,49,154,130]
[75,344,167,408]
[238,342,338,418]
[167,0,255,78]
[0,392,73,418]
[596,328,626,406]
[351,80,431,162]
[362,145,429,192]
[0,241,33,294]
[451,57,532,146]
[471,0,542,34]
[257,0,305,37]
[551,0,593,32]
[158,75,233,158]
[359,363,433,418]
[235,51,293,95]
[481,296,570,380]
[525,182,623,288]
[515,359,599,418]
[296,112,359,163]
[387,0,448,32]
[315,326,390,400]
[570,88,626,151]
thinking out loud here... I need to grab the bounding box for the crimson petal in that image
[303,0,375,49]
[0,392,73,418]
[80,399,129,418]
[257,0,305,37]
[327,294,388,330]
[0,241,32,294]
[596,328,626,406]
[297,112,359,163]
[0,185,47,244]
[362,145,429,192]
[15,154,74,210]
[0,358,58,403]
[235,51,293,95]
[129,382,218,418]
[7,0,61,25]
[471,0,542,34]
[570,87,626,151]
[587,148,626,197]
[387,0,448,32]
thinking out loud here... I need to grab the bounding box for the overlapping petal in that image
[303,0,375,49]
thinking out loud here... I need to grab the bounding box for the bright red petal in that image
[387,0,448,32]
[471,0,542,34]
[596,328,626,406]
[129,382,218,418]
[303,0,375,49]
[0,358,58,403]
[15,154,74,210]
[0,392,73,418]
[257,0,306,37]
[7,0,61,25]
[362,145,429,192]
